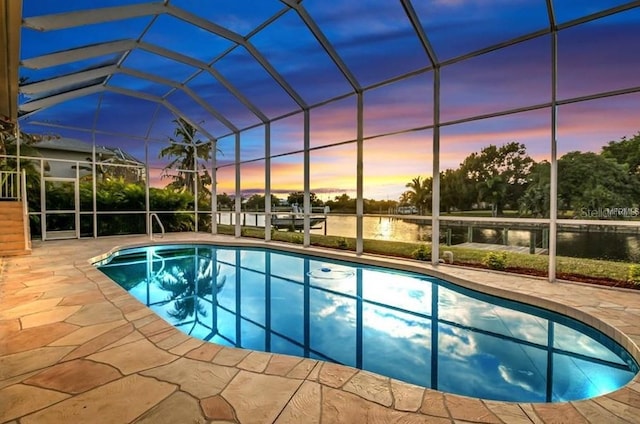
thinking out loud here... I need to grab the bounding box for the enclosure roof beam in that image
[20,65,117,95]
[22,2,166,31]
[21,39,135,70]
[19,84,104,112]
[281,0,361,92]
[120,67,239,133]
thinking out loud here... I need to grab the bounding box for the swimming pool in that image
[96,243,638,403]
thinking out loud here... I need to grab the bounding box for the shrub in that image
[412,244,431,261]
[628,264,640,286]
[336,237,349,249]
[483,251,508,271]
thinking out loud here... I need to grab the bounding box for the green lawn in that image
[218,225,636,286]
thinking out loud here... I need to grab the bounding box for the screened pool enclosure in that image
[2,1,640,283]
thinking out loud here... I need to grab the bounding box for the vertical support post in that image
[356,91,364,254]
[75,162,80,239]
[234,132,241,238]
[303,109,311,247]
[211,138,217,235]
[431,67,441,266]
[194,139,199,233]
[467,226,473,243]
[92,136,98,238]
[145,140,151,237]
[40,160,45,240]
[431,284,439,389]
[549,26,559,283]
[265,123,272,241]
[356,268,363,369]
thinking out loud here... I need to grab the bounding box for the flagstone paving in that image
[1,233,639,423]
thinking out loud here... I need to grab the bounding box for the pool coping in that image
[2,233,640,423]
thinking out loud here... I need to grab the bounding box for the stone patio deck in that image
[1,233,639,423]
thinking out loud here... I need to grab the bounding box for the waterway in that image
[219,213,640,262]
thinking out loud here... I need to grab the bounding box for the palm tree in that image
[159,118,214,196]
[404,176,432,214]
[477,175,507,217]
[155,256,226,321]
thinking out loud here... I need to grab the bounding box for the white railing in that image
[0,170,19,200]
[149,213,165,240]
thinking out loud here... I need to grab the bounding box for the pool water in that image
[96,244,638,402]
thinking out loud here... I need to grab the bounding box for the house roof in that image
[33,137,143,165]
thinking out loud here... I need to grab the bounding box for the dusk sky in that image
[17,1,640,200]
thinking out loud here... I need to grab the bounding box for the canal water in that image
[219,213,640,262]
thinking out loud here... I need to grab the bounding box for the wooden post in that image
[530,231,536,254]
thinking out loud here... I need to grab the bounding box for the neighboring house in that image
[32,138,145,182]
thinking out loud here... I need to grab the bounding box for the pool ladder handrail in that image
[149,213,165,240]
[150,250,166,277]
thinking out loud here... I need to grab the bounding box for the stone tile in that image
[100,328,145,351]
[168,337,204,356]
[572,400,629,424]
[322,386,444,424]
[2,297,62,319]
[391,380,425,412]
[605,386,640,407]
[154,330,189,349]
[592,396,640,422]
[88,339,177,375]
[201,395,237,421]
[22,274,68,287]
[65,301,123,326]
[265,354,303,376]
[20,305,82,329]
[0,293,42,309]
[343,370,393,407]
[287,358,317,379]
[136,391,207,424]
[0,321,78,355]
[185,342,224,362]
[444,396,501,423]
[317,362,358,388]
[148,328,177,344]
[274,380,321,424]
[124,306,155,322]
[306,361,322,381]
[0,370,40,390]
[137,317,170,336]
[131,314,159,329]
[0,346,75,380]
[49,320,127,347]
[222,371,303,424]
[0,383,70,422]
[0,318,21,335]
[237,351,272,373]
[62,323,135,360]
[518,403,546,424]
[532,402,589,424]
[20,374,176,424]
[58,290,107,306]
[23,359,121,394]
[141,357,238,399]
[211,347,251,366]
[39,282,98,299]
[484,400,536,424]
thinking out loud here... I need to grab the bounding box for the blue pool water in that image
[96,244,638,402]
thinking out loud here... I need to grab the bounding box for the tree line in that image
[399,132,640,217]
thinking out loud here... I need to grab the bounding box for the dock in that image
[455,242,548,255]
